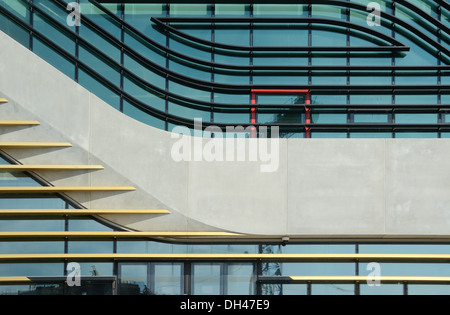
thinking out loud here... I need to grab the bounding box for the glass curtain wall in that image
[0,0,448,138]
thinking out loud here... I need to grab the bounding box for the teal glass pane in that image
[0,241,63,254]
[360,262,450,277]
[282,284,308,295]
[394,33,437,66]
[253,4,307,17]
[253,72,309,85]
[395,132,438,138]
[350,94,392,105]
[124,3,166,35]
[0,11,29,48]
[349,73,392,85]
[78,46,120,86]
[352,113,390,123]
[79,0,122,40]
[33,12,75,54]
[279,262,354,276]
[120,264,148,295]
[350,132,393,138]
[253,24,308,47]
[0,219,64,232]
[170,4,211,17]
[395,72,437,85]
[34,0,70,30]
[311,110,347,124]
[168,102,210,122]
[311,284,354,295]
[312,71,347,85]
[282,244,355,254]
[1,0,29,22]
[122,76,165,110]
[154,263,184,295]
[311,132,348,138]
[395,113,437,124]
[0,197,66,209]
[359,244,450,254]
[0,263,64,277]
[213,93,249,105]
[169,59,211,82]
[0,171,40,187]
[123,31,166,67]
[192,263,221,295]
[253,53,308,67]
[360,283,403,295]
[215,4,250,17]
[68,241,113,254]
[214,70,249,84]
[227,263,255,295]
[214,111,250,124]
[79,25,121,63]
[311,5,345,20]
[68,218,113,231]
[408,285,450,295]
[395,94,437,105]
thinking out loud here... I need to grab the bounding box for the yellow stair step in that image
[0,186,136,193]
[0,121,40,126]
[0,209,170,215]
[0,142,72,148]
[0,165,104,171]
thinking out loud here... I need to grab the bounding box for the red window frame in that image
[251,90,311,138]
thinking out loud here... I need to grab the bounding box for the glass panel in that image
[254,4,306,17]
[124,4,166,35]
[215,4,250,17]
[0,171,40,187]
[77,262,113,277]
[1,0,29,21]
[68,218,113,231]
[311,284,354,295]
[0,263,64,277]
[280,263,354,277]
[170,4,211,17]
[68,241,113,254]
[408,285,450,295]
[227,263,255,295]
[0,241,63,254]
[0,11,29,48]
[0,220,64,232]
[120,264,148,295]
[153,263,183,295]
[352,113,390,123]
[33,12,75,54]
[360,283,403,295]
[0,197,66,209]
[192,263,221,295]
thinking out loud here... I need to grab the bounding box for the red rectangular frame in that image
[251,89,311,138]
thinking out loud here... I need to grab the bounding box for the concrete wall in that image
[1,30,450,241]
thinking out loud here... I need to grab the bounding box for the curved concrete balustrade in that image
[1,30,450,241]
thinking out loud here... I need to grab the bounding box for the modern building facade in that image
[0,0,450,295]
